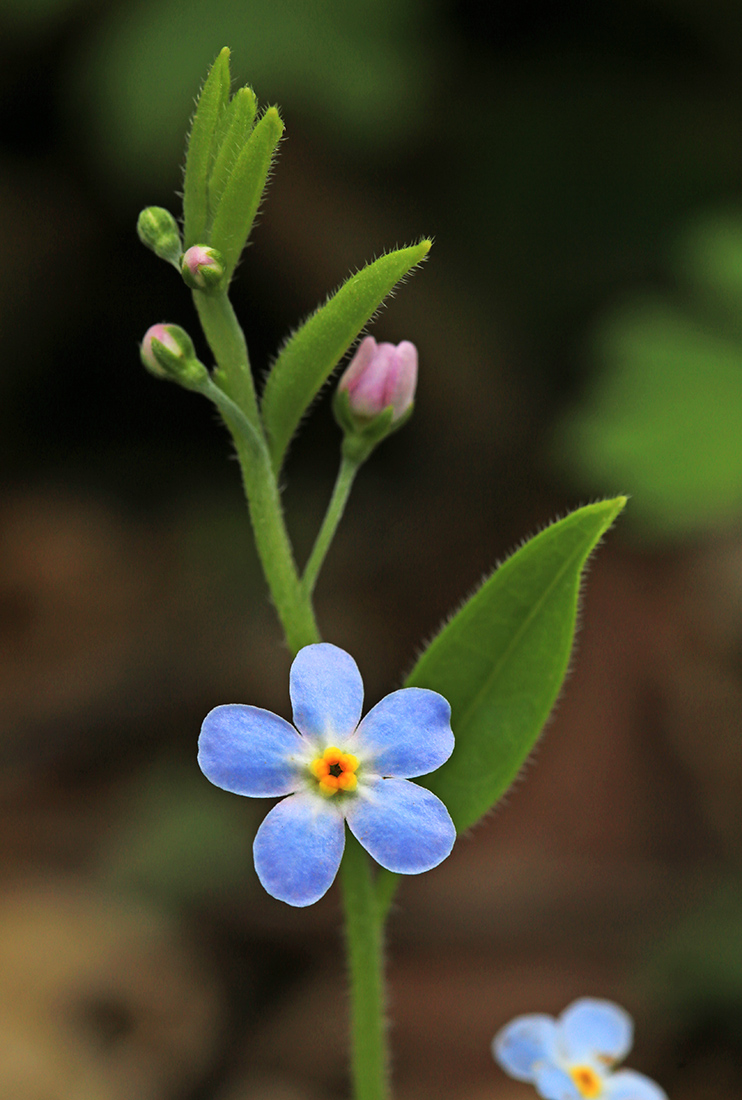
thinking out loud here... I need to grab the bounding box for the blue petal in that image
[351,688,454,778]
[534,1065,582,1100]
[290,643,363,742]
[558,999,633,1065]
[253,792,345,906]
[492,1014,559,1082]
[198,704,304,796]
[604,1070,668,1100]
[345,778,455,873]
[606,1073,668,1100]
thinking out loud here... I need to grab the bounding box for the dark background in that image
[1,1,742,1097]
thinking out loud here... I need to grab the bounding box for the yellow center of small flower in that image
[309,746,359,796]
[569,1066,603,1098]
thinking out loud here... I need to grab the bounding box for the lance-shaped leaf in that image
[208,86,258,224]
[408,497,626,832]
[183,47,231,248]
[209,107,284,278]
[262,241,431,472]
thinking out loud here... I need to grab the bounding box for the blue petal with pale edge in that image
[198,704,304,796]
[345,778,455,873]
[558,999,633,1066]
[351,687,454,777]
[253,792,345,906]
[492,1014,559,1082]
[604,1070,668,1100]
[534,1065,582,1100]
[290,643,363,742]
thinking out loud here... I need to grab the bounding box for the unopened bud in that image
[137,207,183,268]
[338,337,417,422]
[140,323,207,390]
[181,245,226,292]
[333,336,418,462]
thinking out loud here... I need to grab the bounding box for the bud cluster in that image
[138,48,282,293]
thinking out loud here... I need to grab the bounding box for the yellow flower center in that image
[309,746,359,796]
[569,1066,603,1098]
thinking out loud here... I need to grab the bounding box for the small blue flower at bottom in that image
[492,998,667,1100]
[198,642,456,907]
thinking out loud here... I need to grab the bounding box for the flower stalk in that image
[193,289,261,429]
[342,834,389,1100]
[301,454,361,597]
[196,373,320,655]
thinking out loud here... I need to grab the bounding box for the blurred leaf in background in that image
[647,879,742,1042]
[100,756,260,907]
[553,210,742,541]
[66,0,439,192]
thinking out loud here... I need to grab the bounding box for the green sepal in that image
[262,240,431,472]
[408,497,627,833]
[333,388,412,464]
[183,47,231,249]
[208,86,258,222]
[209,106,284,279]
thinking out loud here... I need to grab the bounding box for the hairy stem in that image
[302,454,360,596]
[341,834,389,1100]
[194,290,260,427]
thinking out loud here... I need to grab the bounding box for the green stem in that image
[193,290,260,427]
[341,834,389,1100]
[234,439,320,654]
[301,454,360,597]
[200,376,319,654]
[374,868,400,923]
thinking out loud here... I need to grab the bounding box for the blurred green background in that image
[2,1,742,1098]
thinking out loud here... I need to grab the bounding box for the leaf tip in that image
[235,85,257,106]
[264,105,285,132]
[213,46,231,87]
[604,494,628,522]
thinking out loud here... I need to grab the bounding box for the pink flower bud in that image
[338,336,418,422]
[140,323,206,389]
[141,323,181,374]
[181,245,225,291]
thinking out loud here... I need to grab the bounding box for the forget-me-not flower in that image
[198,643,456,906]
[492,998,667,1100]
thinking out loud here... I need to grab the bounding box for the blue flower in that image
[492,998,667,1100]
[198,642,456,906]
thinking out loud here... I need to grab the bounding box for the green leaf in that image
[261,240,431,471]
[209,106,284,277]
[408,497,626,833]
[208,85,258,223]
[183,47,231,248]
